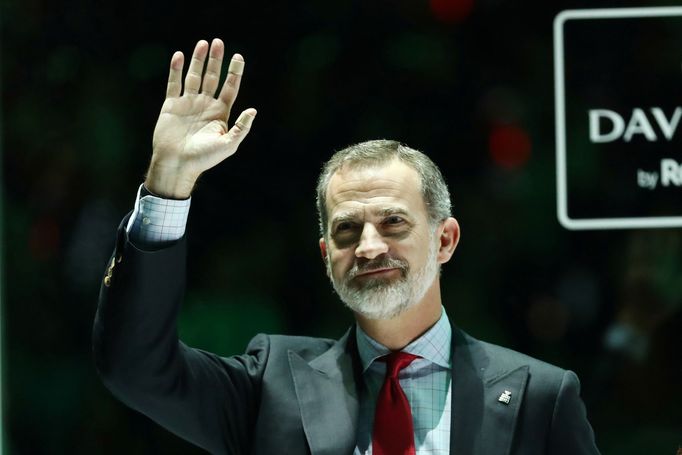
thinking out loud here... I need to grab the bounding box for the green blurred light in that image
[295,33,341,73]
[128,44,168,80]
[384,32,451,74]
[46,46,81,84]
[179,292,284,355]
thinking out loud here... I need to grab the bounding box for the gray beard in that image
[328,237,440,320]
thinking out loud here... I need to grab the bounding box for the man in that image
[93,38,600,454]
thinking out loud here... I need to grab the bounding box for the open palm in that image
[147,39,256,198]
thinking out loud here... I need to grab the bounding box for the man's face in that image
[319,159,442,320]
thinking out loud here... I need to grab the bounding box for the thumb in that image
[214,108,257,161]
[229,108,257,138]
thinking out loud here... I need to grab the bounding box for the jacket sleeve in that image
[547,370,600,454]
[92,215,266,454]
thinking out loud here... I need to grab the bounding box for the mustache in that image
[347,256,409,280]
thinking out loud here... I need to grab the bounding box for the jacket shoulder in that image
[248,333,336,362]
[458,329,567,384]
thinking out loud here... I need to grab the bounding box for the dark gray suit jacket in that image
[93,218,600,454]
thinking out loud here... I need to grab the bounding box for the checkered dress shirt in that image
[126,184,191,247]
[126,185,452,453]
[354,309,452,454]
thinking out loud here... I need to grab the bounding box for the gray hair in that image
[316,139,452,237]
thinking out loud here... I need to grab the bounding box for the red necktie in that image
[372,351,420,455]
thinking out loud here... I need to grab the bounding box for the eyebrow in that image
[375,207,408,217]
[330,207,409,226]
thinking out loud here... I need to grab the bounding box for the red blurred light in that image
[429,0,474,23]
[488,125,532,170]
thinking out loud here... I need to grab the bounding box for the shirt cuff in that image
[125,184,191,247]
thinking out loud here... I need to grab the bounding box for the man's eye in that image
[384,216,404,225]
[336,222,354,232]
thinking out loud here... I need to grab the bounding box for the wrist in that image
[144,161,197,199]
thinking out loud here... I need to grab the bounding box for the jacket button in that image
[104,275,112,287]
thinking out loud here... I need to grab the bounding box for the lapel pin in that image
[498,390,512,405]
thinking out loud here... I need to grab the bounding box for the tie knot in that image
[384,351,419,379]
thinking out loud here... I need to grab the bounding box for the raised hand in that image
[145,38,257,198]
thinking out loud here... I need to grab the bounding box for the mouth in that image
[355,268,400,278]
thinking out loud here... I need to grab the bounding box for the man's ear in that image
[437,217,460,264]
[319,237,331,277]
[319,237,328,263]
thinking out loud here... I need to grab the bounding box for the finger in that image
[165,51,184,98]
[184,40,209,95]
[201,38,224,97]
[232,108,256,132]
[218,54,244,114]
[217,108,257,159]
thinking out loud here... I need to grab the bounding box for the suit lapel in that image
[450,328,486,454]
[289,327,361,455]
[480,365,528,454]
[450,328,528,455]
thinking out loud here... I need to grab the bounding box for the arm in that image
[93,39,259,454]
[547,370,600,454]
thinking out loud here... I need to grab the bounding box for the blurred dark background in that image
[2,0,681,453]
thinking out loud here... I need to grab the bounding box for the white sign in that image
[554,7,682,230]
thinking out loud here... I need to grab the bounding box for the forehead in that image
[326,159,427,218]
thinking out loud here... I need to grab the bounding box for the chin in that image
[347,298,416,321]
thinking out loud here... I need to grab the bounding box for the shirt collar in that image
[355,306,452,373]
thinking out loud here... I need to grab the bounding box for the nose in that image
[355,223,389,259]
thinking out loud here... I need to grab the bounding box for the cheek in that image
[402,242,431,268]
[329,250,354,278]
